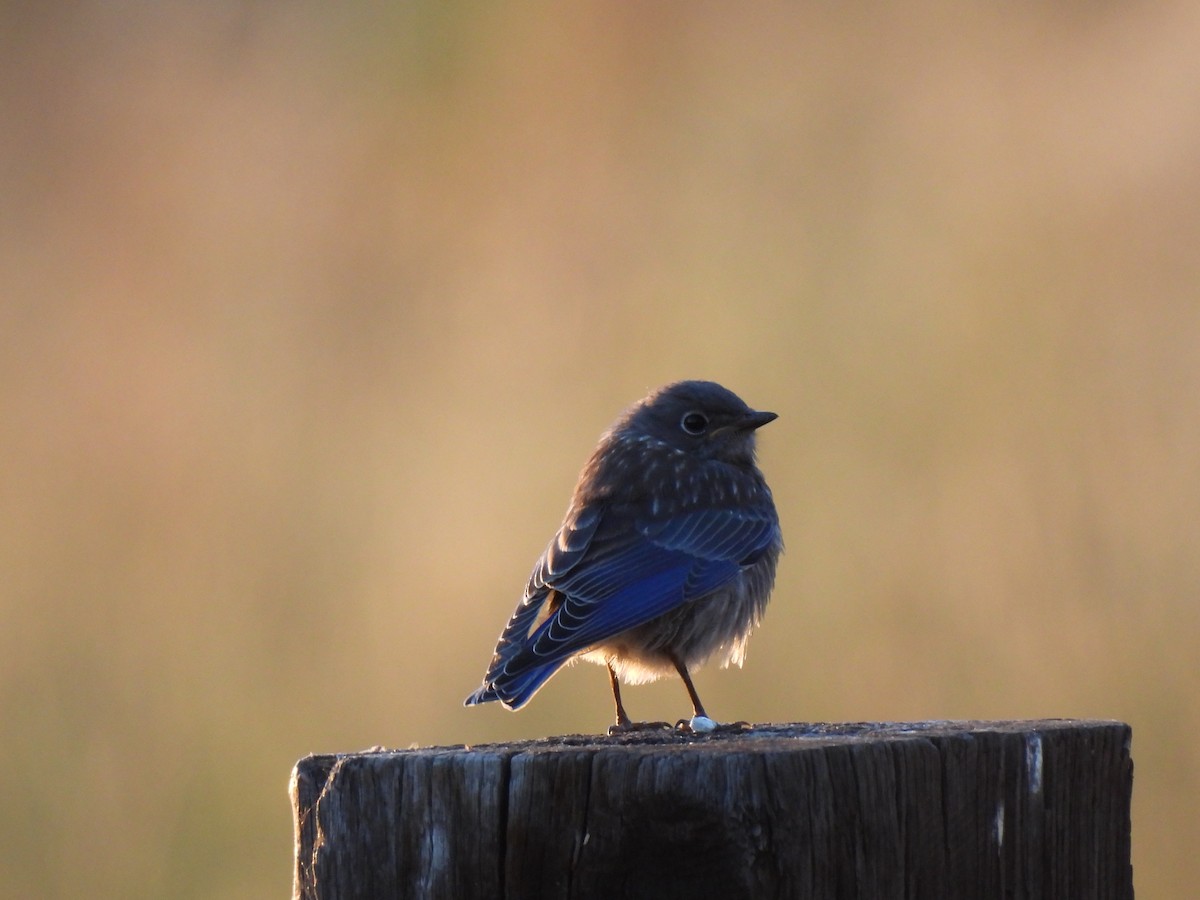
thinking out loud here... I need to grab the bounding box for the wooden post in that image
[291,719,1132,899]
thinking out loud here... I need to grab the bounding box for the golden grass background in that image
[2,3,1197,897]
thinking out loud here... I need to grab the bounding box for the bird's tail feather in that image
[463,658,564,710]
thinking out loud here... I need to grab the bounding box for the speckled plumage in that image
[464,380,782,728]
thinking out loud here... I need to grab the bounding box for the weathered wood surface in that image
[291,719,1132,900]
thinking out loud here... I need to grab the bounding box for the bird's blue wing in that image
[524,503,779,663]
[467,498,779,708]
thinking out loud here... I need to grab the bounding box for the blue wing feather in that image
[531,556,697,653]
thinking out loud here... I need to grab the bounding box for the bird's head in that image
[623,380,777,466]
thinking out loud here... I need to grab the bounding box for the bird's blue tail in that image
[464,658,564,710]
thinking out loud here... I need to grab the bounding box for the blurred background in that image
[1,2,1196,897]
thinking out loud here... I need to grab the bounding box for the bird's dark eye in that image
[680,411,709,435]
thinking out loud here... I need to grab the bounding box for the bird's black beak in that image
[739,410,778,431]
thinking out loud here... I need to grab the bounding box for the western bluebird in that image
[464,380,782,731]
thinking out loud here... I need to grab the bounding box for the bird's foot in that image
[606,720,673,736]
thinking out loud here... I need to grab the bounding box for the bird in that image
[464,380,782,732]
